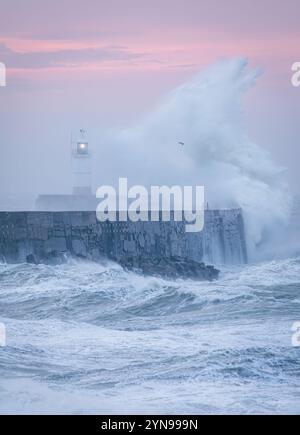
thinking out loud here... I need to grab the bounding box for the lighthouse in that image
[35,129,97,211]
[72,129,92,196]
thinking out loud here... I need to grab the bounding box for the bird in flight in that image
[178,141,185,146]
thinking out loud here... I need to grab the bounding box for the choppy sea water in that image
[0,257,299,415]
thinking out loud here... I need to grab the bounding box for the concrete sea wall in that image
[0,210,247,266]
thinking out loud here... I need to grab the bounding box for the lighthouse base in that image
[35,194,97,212]
[73,186,92,196]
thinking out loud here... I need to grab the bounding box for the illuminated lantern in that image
[72,129,92,196]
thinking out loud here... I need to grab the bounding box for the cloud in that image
[0,43,146,70]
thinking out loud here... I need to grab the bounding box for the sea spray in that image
[94,58,291,260]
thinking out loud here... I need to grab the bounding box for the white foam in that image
[95,58,292,260]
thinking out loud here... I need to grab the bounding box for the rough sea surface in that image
[0,257,300,415]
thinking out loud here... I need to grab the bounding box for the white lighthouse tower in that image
[35,129,96,211]
[72,129,92,196]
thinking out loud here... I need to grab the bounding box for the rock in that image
[120,256,219,281]
[26,254,38,264]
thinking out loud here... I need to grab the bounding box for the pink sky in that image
[1,0,299,79]
[0,0,299,196]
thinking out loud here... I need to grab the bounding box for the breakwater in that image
[0,210,247,266]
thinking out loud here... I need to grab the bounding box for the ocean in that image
[0,257,299,415]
